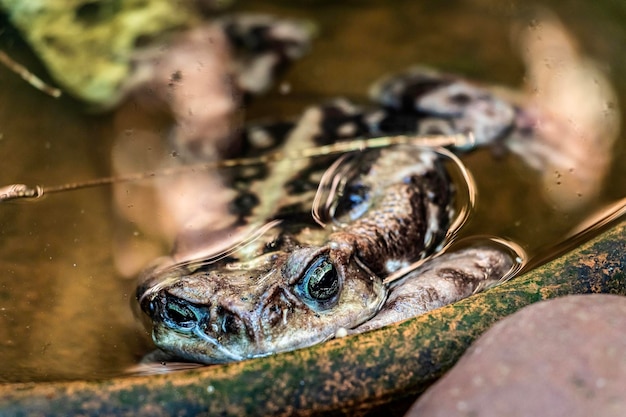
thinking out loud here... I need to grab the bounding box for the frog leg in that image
[349,244,520,335]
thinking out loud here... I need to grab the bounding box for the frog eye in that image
[163,298,198,329]
[333,183,370,221]
[296,256,341,308]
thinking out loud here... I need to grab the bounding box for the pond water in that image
[0,0,625,382]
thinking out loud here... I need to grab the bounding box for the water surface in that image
[0,0,625,382]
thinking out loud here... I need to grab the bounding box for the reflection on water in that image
[0,1,625,382]
[508,13,619,210]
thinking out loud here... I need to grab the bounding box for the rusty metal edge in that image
[0,220,624,417]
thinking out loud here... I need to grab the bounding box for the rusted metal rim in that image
[1,220,624,416]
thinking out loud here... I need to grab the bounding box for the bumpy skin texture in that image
[138,146,455,364]
[351,247,514,334]
[326,147,454,278]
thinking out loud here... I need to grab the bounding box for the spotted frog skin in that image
[136,73,524,364]
[136,19,526,365]
[138,143,469,363]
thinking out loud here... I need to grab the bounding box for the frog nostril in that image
[147,299,158,316]
[212,306,248,337]
[220,312,241,334]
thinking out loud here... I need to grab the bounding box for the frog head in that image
[137,241,386,364]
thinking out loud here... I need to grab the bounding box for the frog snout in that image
[145,291,254,342]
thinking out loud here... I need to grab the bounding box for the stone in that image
[407,294,626,417]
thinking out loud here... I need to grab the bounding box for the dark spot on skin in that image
[266,304,282,326]
[438,267,479,290]
[75,2,101,24]
[274,209,319,230]
[168,70,182,87]
[222,19,305,83]
[448,92,472,106]
[315,106,367,145]
[75,1,115,25]
[228,191,260,216]
[171,70,182,82]
[384,77,452,112]
[373,111,425,135]
[43,35,58,46]
[224,23,271,53]
[133,34,154,48]
[285,177,316,194]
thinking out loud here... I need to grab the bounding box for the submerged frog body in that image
[137,65,525,363]
[138,145,460,363]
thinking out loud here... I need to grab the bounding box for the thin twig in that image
[0,50,62,98]
[0,133,474,202]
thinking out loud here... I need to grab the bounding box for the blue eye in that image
[296,256,340,306]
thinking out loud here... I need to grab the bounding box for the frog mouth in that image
[190,328,247,363]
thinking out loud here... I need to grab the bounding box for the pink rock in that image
[408,294,626,417]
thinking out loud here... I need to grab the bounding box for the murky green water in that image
[0,0,625,382]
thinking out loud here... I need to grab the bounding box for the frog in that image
[135,67,526,364]
[134,13,617,365]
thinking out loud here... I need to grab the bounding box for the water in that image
[0,0,625,382]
